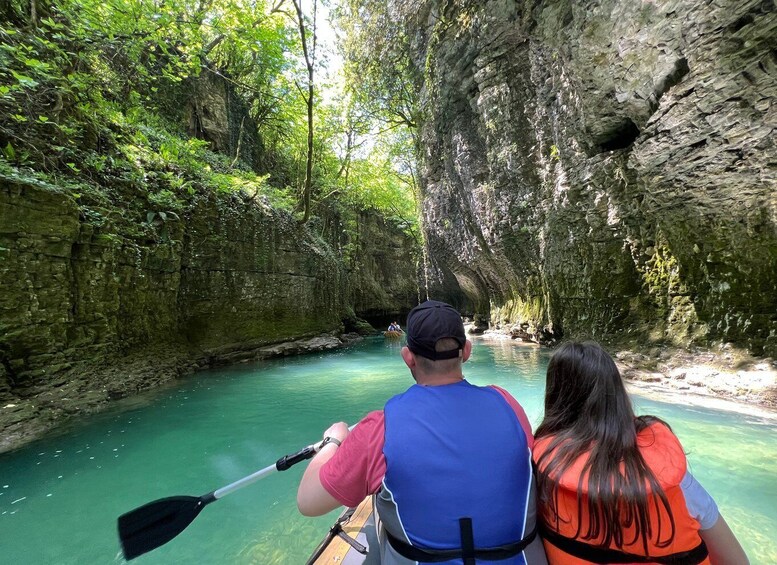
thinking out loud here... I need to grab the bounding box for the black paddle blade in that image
[118,495,210,560]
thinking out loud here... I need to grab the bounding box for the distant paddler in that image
[384,321,403,338]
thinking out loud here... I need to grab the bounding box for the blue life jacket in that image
[379,380,534,564]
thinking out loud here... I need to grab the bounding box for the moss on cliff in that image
[400,0,777,358]
[1,164,421,450]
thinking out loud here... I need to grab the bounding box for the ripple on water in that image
[724,505,777,564]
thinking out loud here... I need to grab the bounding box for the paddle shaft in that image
[211,424,356,500]
[212,446,311,499]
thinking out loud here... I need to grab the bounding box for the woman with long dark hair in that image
[533,341,748,564]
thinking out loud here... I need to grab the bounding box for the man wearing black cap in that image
[297,300,546,564]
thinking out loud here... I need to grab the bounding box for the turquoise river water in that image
[1,337,776,564]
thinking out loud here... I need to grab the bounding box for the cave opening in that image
[598,118,641,152]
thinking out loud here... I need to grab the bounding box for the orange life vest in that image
[532,422,710,565]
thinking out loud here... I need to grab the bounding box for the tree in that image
[334,0,421,135]
[327,0,423,238]
[0,0,420,238]
[290,0,317,222]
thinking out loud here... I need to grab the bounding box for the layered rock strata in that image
[0,176,415,451]
[404,0,776,355]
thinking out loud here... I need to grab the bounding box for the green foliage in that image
[115,110,298,210]
[0,0,420,248]
[148,190,184,212]
[327,0,423,240]
[0,1,295,172]
[343,134,417,221]
[333,0,421,130]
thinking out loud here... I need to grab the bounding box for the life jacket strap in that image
[460,517,476,565]
[540,523,709,565]
[385,521,538,563]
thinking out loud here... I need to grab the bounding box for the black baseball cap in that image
[406,300,466,360]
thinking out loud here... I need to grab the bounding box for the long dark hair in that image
[534,341,675,554]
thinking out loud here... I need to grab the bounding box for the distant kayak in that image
[383,330,403,338]
[308,497,379,564]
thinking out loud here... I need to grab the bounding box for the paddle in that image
[118,428,352,560]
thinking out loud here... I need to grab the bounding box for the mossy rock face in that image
[1,174,419,450]
[177,190,346,350]
[0,178,348,376]
[400,0,777,356]
[348,211,419,320]
[341,308,376,336]
[0,33,421,451]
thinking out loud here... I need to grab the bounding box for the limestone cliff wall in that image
[183,69,264,172]
[178,191,346,351]
[348,211,420,320]
[0,175,417,449]
[405,0,776,355]
[0,177,345,382]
